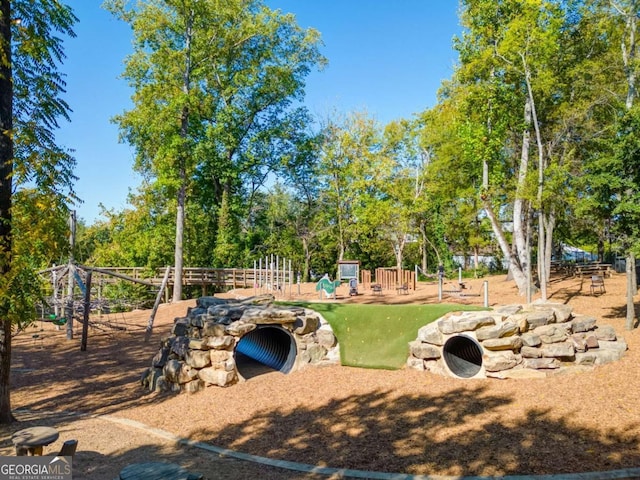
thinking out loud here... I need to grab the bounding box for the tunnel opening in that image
[442,335,483,378]
[235,325,297,380]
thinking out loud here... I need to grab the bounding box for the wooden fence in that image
[40,265,295,299]
[360,268,416,291]
[93,266,294,295]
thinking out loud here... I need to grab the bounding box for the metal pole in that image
[438,275,443,301]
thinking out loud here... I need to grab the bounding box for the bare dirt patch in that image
[1,273,640,479]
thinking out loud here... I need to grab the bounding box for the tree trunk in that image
[419,221,429,273]
[538,215,547,301]
[482,199,529,295]
[172,181,185,302]
[619,2,638,326]
[522,59,548,302]
[0,318,12,423]
[66,212,76,340]
[544,210,556,285]
[497,93,539,297]
[302,236,310,283]
[0,0,15,423]
[625,252,637,330]
[393,237,406,282]
[395,249,403,280]
[172,14,194,302]
[525,221,533,304]
[473,245,480,271]
[597,235,605,263]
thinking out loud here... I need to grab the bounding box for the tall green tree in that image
[376,119,427,276]
[585,0,640,328]
[0,0,77,423]
[455,0,531,295]
[317,112,393,264]
[416,100,490,273]
[454,0,595,297]
[105,0,324,301]
[279,132,324,281]
[212,189,240,267]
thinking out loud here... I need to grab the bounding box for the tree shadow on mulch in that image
[604,303,640,328]
[9,326,167,415]
[190,385,640,477]
[546,275,588,304]
[0,411,342,480]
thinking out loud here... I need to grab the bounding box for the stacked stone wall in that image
[408,303,627,379]
[141,294,339,393]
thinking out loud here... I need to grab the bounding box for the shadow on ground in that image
[189,385,640,477]
[10,326,164,415]
[0,411,347,480]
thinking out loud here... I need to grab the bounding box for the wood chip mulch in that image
[1,273,639,480]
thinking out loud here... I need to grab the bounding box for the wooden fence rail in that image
[42,266,294,298]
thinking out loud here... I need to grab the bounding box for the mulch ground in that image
[0,273,639,479]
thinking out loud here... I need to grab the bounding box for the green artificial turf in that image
[285,303,484,370]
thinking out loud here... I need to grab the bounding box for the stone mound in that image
[141,294,339,393]
[407,302,627,379]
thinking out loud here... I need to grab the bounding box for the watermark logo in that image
[0,456,72,480]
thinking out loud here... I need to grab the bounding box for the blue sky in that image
[56,1,461,224]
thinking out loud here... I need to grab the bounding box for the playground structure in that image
[361,267,416,293]
[315,275,341,299]
[40,258,297,305]
[251,255,296,297]
[36,255,297,346]
[312,262,418,299]
[37,264,153,348]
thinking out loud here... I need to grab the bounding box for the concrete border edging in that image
[97,414,640,480]
[15,409,640,480]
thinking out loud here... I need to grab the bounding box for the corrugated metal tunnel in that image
[235,325,297,379]
[442,335,483,378]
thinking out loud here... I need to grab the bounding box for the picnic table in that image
[12,426,59,456]
[550,261,572,275]
[574,263,612,278]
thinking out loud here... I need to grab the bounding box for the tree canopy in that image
[104,0,325,299]
[0,0,77,423]
[69,0,639,327]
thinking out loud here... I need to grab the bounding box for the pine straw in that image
[1,273,639,479]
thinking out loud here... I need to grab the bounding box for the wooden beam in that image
[144,266,172,342]
[79,265,157,287]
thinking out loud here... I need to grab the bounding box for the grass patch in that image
[282,302,485,370]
